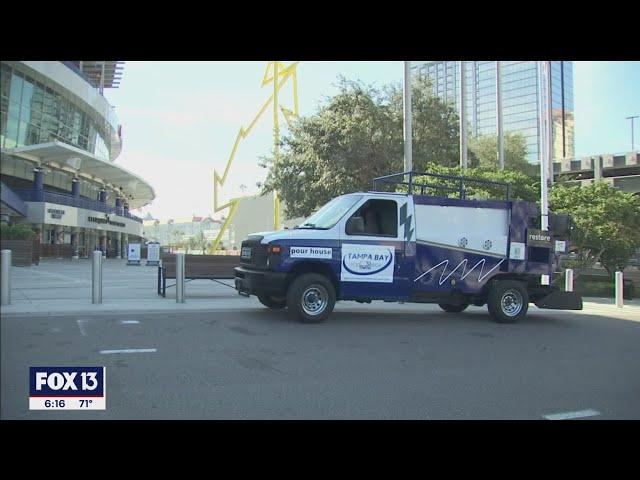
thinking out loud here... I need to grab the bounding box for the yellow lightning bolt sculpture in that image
[211,61,299,252]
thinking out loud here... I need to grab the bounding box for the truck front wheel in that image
[258,295,287,309]
[287,273,336,323]
[487,280,529,323]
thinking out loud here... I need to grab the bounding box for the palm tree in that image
[194,230,208,255]
[187,236,198,255]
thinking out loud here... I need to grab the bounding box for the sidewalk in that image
[1,258,257,316]
[1,259,639,320]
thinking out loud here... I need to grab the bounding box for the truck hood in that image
[249,229,336,244]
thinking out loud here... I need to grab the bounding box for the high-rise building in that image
[412,61,574,164]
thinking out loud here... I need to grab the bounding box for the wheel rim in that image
[301,285,328,316]
[500,289,523,317]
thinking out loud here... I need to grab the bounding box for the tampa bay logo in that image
[342,249,394,275]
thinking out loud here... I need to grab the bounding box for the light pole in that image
[538,61,552,286]
[459,61,467,170]
[496,61,504,170]
[626,115,638,151]
[403,61,413,174]
[538,61,552,233]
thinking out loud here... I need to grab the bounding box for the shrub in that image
[0,223,36,240]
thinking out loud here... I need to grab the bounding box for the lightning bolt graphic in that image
[414,258,505,285]
[399,202,414,241]
[211,61,299,251]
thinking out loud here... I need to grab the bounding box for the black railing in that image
[61,61,99,92]
[13,188,143,223]
[372,171,511,202]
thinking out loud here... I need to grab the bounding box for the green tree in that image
[550,181,640,276]
[386,75,463,169]
[468,132,537,176]
[193,230,208,255]
[405,164,539,202]
[169,228,184,253]
[260,76,462,218]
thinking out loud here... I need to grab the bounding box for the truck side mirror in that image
[346,216,365,235]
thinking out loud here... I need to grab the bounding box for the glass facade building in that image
[0,61,154,260]
[412,61,574,164]
[1,63,112,160]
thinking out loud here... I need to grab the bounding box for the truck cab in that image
[234,171,582,323]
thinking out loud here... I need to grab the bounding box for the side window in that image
[346,199,397,237]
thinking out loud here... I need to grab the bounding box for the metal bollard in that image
[92,250,102,304]
[565,269,574,292]
[615,271,623,308]
[1,250,11,305]
[176,253,185,303]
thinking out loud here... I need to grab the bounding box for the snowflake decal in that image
[458,237,468,248]
[483,240,492,250]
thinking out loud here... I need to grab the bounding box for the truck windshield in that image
[296,195,363,230]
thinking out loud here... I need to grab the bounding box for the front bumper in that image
[534,290,583,310]
[234,266,288,298]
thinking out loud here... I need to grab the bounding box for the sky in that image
[104,61,640,220]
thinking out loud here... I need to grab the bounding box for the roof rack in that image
[372,171,511,202]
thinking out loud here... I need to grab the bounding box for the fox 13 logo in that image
[29,367,106,410]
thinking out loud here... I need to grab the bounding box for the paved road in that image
[2,304,639,419]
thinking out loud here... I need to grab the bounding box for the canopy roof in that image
[3,141,155,209]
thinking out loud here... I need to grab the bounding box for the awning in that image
[2,141,155,209]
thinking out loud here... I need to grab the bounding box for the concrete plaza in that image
[1,258,638,319]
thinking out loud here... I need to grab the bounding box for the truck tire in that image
[286,273,336,323]
[258,295,287,309]
[438,303,469,313]
[487,280,529,323]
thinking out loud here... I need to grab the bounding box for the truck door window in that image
[347,199,397,237]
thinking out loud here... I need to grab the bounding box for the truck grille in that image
[240,236,267,269]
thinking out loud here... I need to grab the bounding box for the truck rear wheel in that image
[438,303,469,313]
[258,295,287,309]
[286,273,336,323]
[487,280,529,323]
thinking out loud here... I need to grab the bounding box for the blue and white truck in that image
[234,171,582,323]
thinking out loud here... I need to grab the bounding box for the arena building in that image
[0,61,154,259]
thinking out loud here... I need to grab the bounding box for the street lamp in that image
[626,115,638,151]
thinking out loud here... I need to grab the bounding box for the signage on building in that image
[27,203,141,237]
[88,216,126,228]
[47,208,65,220]
[37,203,79,227]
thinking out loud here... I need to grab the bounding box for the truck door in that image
[338,196,415,300]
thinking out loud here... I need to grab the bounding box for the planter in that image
[0,240,34,266]
[40,244,73,259]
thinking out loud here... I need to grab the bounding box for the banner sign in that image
[147,243,160,265]
[341,243,395,283]
[127,243,141,265]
